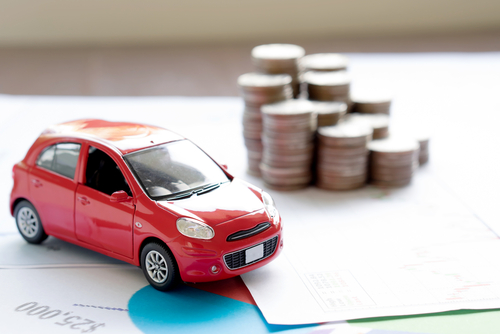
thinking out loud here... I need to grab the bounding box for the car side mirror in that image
[110,190,132,203]
[221,164,228,170]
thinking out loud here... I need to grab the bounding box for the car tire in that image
[140,242,179,291]
[14,200,48,244]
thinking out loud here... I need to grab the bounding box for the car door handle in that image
[77,196,90,206]
[31,179,43,188]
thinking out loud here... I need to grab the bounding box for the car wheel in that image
[14,200,48,244]
[140,242,179,291]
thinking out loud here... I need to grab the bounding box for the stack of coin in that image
[251,44,305,98]
[346,113,390,139]
[351,94,392,114]
[260,100,317,190]
[300,53,349,72]
[416,135,430,165]
[303,71,351,105]
[237,72,293,175]
[316,119,372,190]
[368,138,420,187]
[311,101,348,127]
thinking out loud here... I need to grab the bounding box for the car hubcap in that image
[146,250,168,283]
[17,207,39,238]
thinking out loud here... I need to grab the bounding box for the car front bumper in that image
[172,226,283,283]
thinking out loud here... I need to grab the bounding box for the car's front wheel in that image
[140,242,179,291]
[14,200,48,244]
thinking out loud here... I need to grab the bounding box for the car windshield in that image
[124,140,229,200]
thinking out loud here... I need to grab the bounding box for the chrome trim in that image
[223,236,279,271]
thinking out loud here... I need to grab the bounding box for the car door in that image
[74,144,135,258]
[29,142,81,239]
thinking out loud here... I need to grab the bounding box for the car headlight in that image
[176,218,215,240]
[262,191,278,220]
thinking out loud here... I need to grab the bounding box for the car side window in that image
[85,146,132,196]
[36,143,81,179]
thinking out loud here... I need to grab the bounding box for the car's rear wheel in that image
[140,242,179,291]
[14,200,48,244]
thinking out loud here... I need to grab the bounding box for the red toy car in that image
[10,119,283,291]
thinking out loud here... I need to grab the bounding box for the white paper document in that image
[242,171,500,324]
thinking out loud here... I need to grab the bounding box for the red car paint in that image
[10,119,283,283]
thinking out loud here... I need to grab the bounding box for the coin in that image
[351,93,392,114]
[346,113,390,139]
[315,117,372,190]
[316,172,367,190]
[368,137,419,154]
[303,71,351,102]
[244,138,264,151]
[263,153,314,168]
[300,53,349,72]
[262,136,314,151]
[252,44,305,97]
[238,72,294,175]
[368,137,419,187]
[317,120,373,147]
[260,163,312,190]
[260,99,317,188]
[316,154,368,165]
[252,44,305,67]
[415,135,430,165]
[390,130,430,166]
[310,101,348,127]
[317,164,368,177]
[238,72,293,90]
[316,180,366,191]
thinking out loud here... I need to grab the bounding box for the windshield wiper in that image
[194,182,222,195]
[166,190,195,200]
[164,181,227,201]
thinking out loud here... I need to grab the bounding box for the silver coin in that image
[303,71,351,86]
[262,99,316,116]
[316,177,366,190]
[351,93,392,114]
[317,154,368,165]
[244,138,263,151]
[241,90,292,107]
[262,130,314,141]
[317,165,368,177]
[319,145,369,157]
[252,44,305,63]
[247,150,263,160]
[243,129,262,140]
[300,53,349,72]
[371,172,415,182]
[368,137,419,154]
[373,127,389,139]
[318,120,373,147]
[238,72,292,89]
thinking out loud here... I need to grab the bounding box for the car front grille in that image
[223,236,278,270]
[226,222,271,241]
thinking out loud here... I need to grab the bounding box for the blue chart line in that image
[128,285,317,334]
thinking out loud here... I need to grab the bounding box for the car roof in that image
[41,119,185,155]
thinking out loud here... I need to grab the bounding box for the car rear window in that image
[36,143,81,179]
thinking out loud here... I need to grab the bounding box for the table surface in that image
[1,52,499,334]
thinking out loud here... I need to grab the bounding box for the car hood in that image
[156,179,266,227]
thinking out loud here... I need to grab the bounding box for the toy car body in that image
[10,119,283,290]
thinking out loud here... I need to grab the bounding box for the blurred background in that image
[1,0,500,96]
